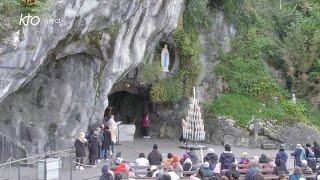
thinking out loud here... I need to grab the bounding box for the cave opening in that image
[106,91,149,136]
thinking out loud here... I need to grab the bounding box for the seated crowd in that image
[96,142,320,180]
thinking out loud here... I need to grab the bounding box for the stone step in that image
[261,143,277,150]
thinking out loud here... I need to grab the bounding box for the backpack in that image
[300,149,306,161]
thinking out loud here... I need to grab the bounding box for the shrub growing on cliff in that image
[205,0,320,127]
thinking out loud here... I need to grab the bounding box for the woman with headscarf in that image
[74,132,88,170]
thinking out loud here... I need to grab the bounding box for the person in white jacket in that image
[133,153,150,177]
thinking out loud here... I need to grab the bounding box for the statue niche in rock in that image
[161,44,170,72]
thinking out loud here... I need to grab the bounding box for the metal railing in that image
[0,149,74,180]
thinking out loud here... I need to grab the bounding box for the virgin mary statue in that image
[161,44,170,72]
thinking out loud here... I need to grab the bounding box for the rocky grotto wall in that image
[0,0,184,162]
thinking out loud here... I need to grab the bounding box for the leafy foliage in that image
[206,0,320,126]
[149,0,205,104]
[138,61,162,84]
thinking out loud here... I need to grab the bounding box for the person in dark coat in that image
[219,144,235,170]
[101,126,112,159]
[272,159,289,175]
[89,131,102,165]
[305,143,317,172]
[259,154,268,163]
[188,147,198,165]
[74,132,88,170]
[147,144,162,165]
[204,148,218,170]
[275,144,288,167]
[99,165,114,180]
[291,144,306,167]
[313,142,320,159]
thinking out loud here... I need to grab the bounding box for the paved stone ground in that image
[0,138,295,180]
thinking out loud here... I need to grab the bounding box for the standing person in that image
[142,113,151,139]
[101,126,112,160]
[179,119,187,143]
[276,144,288,167]
[147,144,163,165]
[219,144,235,170]
[108,122,117,157]
[97,126,104,163]
[74,132,88,170]
[272,159,289,175]
[305,143,316,172]
[291,144,306,167]
[88,131,102,166]
[107,115,118,129]
[313,142,320,159]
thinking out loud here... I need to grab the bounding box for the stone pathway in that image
[0,138,295,180]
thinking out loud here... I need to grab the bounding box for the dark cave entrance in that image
[107,91,149,136]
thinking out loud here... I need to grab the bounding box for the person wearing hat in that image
[74,132,88,170]
[219,144,235,170]
[276,144,288,168]
[291,144,306,167]
[147,144,163,165]
[88,130,102,165]
[99,165,114,180]
[200,162,214,178]
[204,148,218,170]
